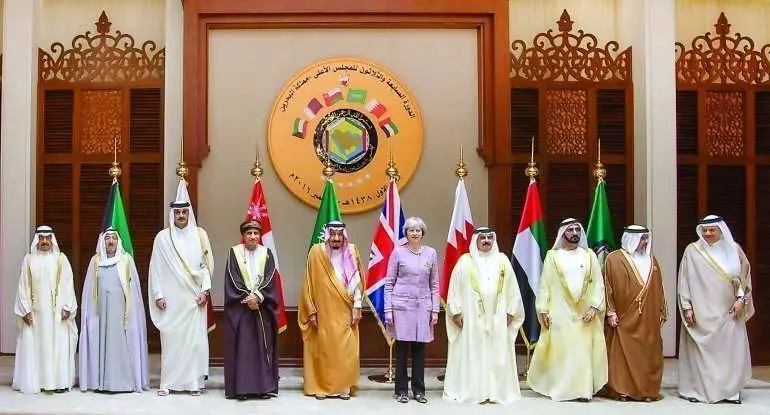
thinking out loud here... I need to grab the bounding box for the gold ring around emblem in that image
[267,57,424,214]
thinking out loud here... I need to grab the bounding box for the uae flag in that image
[586,179,615,266]
[440,179,474,303]
[100,178,133,255]
[378,118,399,138]
[245,179,289,333]
[308,178,341,250]
[512,179,547,348]
[175,179,217,333]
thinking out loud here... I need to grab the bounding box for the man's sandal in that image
[414,394,427,404]
[190,390,201,396]
[396,393,408,403]
[157,388,170,396]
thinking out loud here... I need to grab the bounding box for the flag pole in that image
[438,146,469,383]
[594,136,606,182]
[176,135,189,184]
[368,144,399,385]
[518,136,540,380]
[109,135,122,180]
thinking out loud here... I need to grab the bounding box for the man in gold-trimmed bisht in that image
[298,221,365,400]
[222,219,280,400]
[527,218,607,402]
[79,229,149,393]
[601,225,666,401]
[148,200,214,396]
[443,227,525,404]
[12,226,78,394]
[678,215,753,404]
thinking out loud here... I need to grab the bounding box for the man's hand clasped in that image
[351,307,362,326]
[155,298,167,310]
[241,293,260,311]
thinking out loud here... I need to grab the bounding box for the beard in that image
[564,234,580,243]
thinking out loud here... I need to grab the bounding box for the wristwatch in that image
[737,295,747,304]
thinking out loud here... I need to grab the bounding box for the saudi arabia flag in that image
[100,178,133,255]
[308,178,341,250]
[586,179,615,266]
[512,180,547,348]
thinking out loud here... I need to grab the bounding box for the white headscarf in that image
[552,218,588,250]
[696,214,740,277]
[469,227,500,276]
[621,225,651,256]
[96,229,125,267]
[168,200,205,273]
[30,225,60,255]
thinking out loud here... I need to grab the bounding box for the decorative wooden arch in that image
[39,11,165,83]
[674,12,770,364]
[37,11,166,351]
[504,10,633,251]
[510,10,630,83]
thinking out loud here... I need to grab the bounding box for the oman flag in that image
[512,179,547,348]
[440,179,474,303]
[245,179,289,333]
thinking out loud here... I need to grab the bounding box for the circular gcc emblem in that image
[267,58,424,214]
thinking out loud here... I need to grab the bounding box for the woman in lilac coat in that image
[385,216,440,404]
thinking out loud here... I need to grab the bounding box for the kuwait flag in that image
[322,88,344,107]
[346,88,368,104]
[512,179,547,348]
[308,178,341,250]
[175,179,217,333]
[304,97,323,119]
[245,179,289,333]
[100,178,133,255]
[291,118,307,139]
[379,118,399,138]
[365,178,406,343]
[365,99,387,119]
[440,179,474,303]
[586,179,615,266]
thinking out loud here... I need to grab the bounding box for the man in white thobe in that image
[527,218,607,402]
[12,226,78,394]
[678,215,753,404]
[79,229,150,393]
[443,227,525,404]
[149,201,214,396]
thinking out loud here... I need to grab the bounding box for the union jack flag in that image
[365,178,406,343]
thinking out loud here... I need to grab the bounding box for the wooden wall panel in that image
[753,165,770,362]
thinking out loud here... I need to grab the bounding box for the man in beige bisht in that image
[149,200,214,396]
[678,215,753,404]
[602,225,666,402]
[527,218,607,402]
[443,227,525,404]
[298,221,365,400]
[12,226,78,394]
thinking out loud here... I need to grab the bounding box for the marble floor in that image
[1,356,769,415]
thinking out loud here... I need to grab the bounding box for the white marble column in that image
[0,0,40,353]
[620,0,678,356]
[163,0,184,223]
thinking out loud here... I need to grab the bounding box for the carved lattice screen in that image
[675,12,770,364]
[508,10,633,247]
[37,11,165,351]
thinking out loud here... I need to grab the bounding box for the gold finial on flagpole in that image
[176,136,189,181]
[455,144,468,179]
[316,144,335,179]
[251,141,264,179]
[524,136,539,181]
[593,137,606,182]
[109,135,122,179]
[385,140,400,182]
